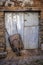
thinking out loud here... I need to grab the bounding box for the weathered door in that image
[24,12,39,49]
[5,12,39,49]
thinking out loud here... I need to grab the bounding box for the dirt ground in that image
[0,50,43,65]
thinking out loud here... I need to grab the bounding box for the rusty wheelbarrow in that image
[8,34,24,56]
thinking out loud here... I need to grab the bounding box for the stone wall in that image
[0,12,6,52]
[0,0,43,51]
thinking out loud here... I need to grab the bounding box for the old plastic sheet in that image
[17,13,24,40]
[5,13,17,36]
[5,13,24,48]
[5,13,24,39]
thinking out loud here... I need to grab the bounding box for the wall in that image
[0,0,43,51]
[0,12,6,52]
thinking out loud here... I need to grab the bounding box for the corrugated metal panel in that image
[24,12,39,49]
[24,13,39,26]
[5,12,39,49]
[24,26,39,49]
